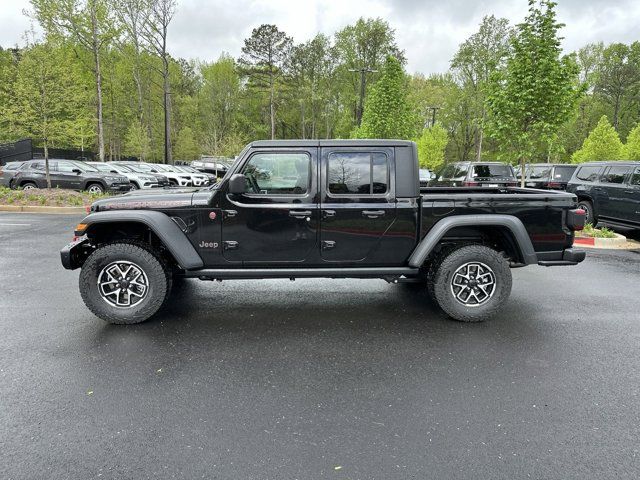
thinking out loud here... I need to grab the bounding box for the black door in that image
[598,165,631,220]
[620,166,640,225]
[319,147,396,263]
[220,148,318,264]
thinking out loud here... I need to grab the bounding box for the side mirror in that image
[110,170,118,174]
[228,173,246,194]
[429,172,436,180]
[72,168,81,174]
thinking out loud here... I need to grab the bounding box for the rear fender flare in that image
[80,210,204,270]
[408,214,537,267]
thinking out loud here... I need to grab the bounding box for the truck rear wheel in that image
[431,245,512,322]
[79,242,172,324]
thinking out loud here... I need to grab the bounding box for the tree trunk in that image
[269,72,275,139]
[520,157,526,188]
[163,54,172,164]
[92,9,105,162]
[44,141,51,189]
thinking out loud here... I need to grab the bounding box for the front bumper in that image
[108,183,133,193]
[537,247,586,266]
[60,237,90,270]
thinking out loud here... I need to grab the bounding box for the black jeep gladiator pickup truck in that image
[61,140,586,324]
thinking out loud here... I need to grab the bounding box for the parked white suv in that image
[87,162,160,190]
[174,165,212,186]
[147,164,194,187]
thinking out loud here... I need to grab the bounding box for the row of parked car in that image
[420,160,639,230]
[0,159,218,193]
[420,161,578,190]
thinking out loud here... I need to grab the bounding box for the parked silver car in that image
[87,162,162,190]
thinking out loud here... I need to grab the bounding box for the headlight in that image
[105,176,123,182]
[141,175,156,181]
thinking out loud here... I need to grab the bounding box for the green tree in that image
[173,126,200,160]
[4,40,85,187]
[595,42,640,133]
[451,15,512,160]
[571,115,625,163]
[353,56,416,139]
[239,24,292,139]
[415,124,448,170]
[624,124,640,160]
[124,122,151,160]
[198,54,241,154]
[486,0,582,184]
[31,0,117,161]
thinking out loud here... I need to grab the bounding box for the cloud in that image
[1,0,639,74]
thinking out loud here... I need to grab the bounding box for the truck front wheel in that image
[430,245,512,322]
[79,242,172,324]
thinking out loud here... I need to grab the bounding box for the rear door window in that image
[472,164,513,178]
[630,167,640,186]
[328,152,388,195]
[553,166,576,181]
[575,166,602,182]
[527,166,552,179]
[601,166,630,184]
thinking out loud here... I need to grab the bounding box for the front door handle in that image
[362,209,385,218]
[322,240,336,250]
[223,209,237,218]
[289,210,312,218]
[624,190,635,194]
[322,209,336,219]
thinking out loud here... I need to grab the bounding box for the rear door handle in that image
[322,209,336,219]
[624,190,635,194]
[289,210,312,218]
[362,209,385,218]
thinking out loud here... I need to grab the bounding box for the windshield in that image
[91,163,115,172]
[124,163,155,173]
[472,164,514,178]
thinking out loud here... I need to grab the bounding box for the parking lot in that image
[1,212,639,479]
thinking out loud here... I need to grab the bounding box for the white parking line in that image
[0,223,32,226]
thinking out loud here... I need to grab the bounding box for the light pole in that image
[348,67,377,126]
[424,106,441,128]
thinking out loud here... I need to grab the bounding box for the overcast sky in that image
[2,0,639,74]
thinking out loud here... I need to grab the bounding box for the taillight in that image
[567,209,586,231]
[548,182,562,189]
[462,181,479,187]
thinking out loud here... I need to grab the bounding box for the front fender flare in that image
[79,210,204,270]
[408,214,537,267]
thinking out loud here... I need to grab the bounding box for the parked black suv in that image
[520,163,577,190]
[566,161,640,228]
[11,159,132,194]
[428,162,517,188]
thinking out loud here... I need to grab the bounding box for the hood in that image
[90,187,198,212]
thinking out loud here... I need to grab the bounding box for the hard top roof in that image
[249,139,415,148]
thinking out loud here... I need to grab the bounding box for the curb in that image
[0,205,87,214]
[575,232,628,249]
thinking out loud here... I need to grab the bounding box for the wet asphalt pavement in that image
[1,212,639,479]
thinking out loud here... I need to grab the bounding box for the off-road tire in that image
[431,245,512,322]
[577,199,595,225]
[79,241,172,324]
